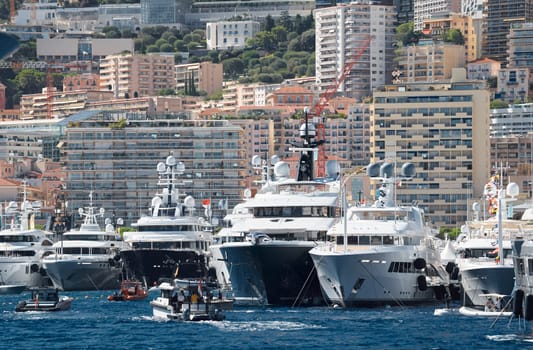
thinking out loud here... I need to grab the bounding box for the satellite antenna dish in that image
[251,155,262,167]
[99,208,105,215]
[116,218,123,226]
[401,163,416,178]
[105,224,114,232]
[506,183,519,197]
[366,162,381,177]
[156,162,166,173]
[105,218,112,225]
[184,196,195,208]
[78,207,84,216]
[166,155,176,166]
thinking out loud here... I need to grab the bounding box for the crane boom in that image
[310,35,372,177]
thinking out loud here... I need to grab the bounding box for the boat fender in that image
[434,285,446,300]
[450,266,459,281]
[514,289,524,318]
[524,294,533,321]
[30,264,39,273]
[413,258,426,270]
[445,262,455,274]
[417,275,427,291]
[449,284,461,301]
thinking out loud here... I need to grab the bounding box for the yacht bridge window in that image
[336,235,396,245]
[254,206,334,218]
[0,235,38,242]
[138,225,198,232]
[0,250,36,257]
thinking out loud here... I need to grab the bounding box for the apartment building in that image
[497,67,530,102]
[482,0,533,65]
[175,62,223,95]
[421,13,483,62]
[99,54,175,98]
[371,69,491,226]
[395,40,466,83]
[467,58,501,80]
[314,2,397,101]
[206,20,260,50]
[63,73,100,92]
[413,0,459,31]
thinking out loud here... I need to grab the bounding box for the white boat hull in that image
[310,245,443,306]
[0,259,46,287]
[458,306,512,317]
[458,263,514,306]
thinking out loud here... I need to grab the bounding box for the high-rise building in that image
[371,69,490,226]
[314,2,397,101]
[413,0,460,31]
[482,0,533,65]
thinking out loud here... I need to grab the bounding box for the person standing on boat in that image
[191,292,198,304]
[177,290,185,311]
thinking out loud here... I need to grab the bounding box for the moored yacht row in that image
[4,121,533,313]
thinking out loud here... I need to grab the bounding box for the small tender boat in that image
[15,288,73,312]
[108,280,148,301]
[150,279,233,321]
[458,293,513,317]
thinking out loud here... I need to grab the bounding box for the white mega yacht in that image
[0,191,54,289]
[212,120,341,306]
[511,208,533,321]
[120,155,213,288]
[309,162,449,307]
[454,180,527,307]
[42,192,124,291]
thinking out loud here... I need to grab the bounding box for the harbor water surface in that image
[1,291,532,350]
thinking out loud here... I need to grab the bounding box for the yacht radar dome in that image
[299,122,316,138]
[270,155,279,165]
[166,155,177,166]
[274,161,290,179]
[379,162,394,178]
[401,163,416,178]
[472,202,480,212]
[184,196,195,208]
[366,162,381,177]
[176,161,185,173]
[156,162,166,173]
[78,207,84,216]
[506,183,519,197]
[244,188,252,199]
[99,208,105,215]
[105,218,112,225]
[252,155,262,167]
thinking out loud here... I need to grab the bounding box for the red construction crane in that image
[309,35,372,177]
[46,64,54,119]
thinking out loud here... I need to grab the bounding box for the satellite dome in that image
[274,161,290,179]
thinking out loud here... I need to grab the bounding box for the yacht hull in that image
[0,259,47,287]
[310,246,441,307]
[458,264,514,306]
[120,249,207,287]
[43,259,121,291]
[220,241,323,306]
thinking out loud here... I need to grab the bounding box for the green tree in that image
[264,15,275,32]
[442,29,465,45]
[160,43,174,52]
[14,69,46,94]
[222,57,245,79]
[158,88,176,96]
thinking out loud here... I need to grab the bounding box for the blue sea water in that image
[1,291,533,350]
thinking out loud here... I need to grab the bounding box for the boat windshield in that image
[0,235,38,242]
[63,234,118,241]
[138,225,198,232]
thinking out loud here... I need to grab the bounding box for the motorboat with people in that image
[108,280,148,301]
[309,162,450,307]
[0,185,55,289]
[15,287,72,312]
[120,155,214,288]
[212,116,340,306]
[42,192,124,291]
[454,176,526,307]
[150,278,232,321]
